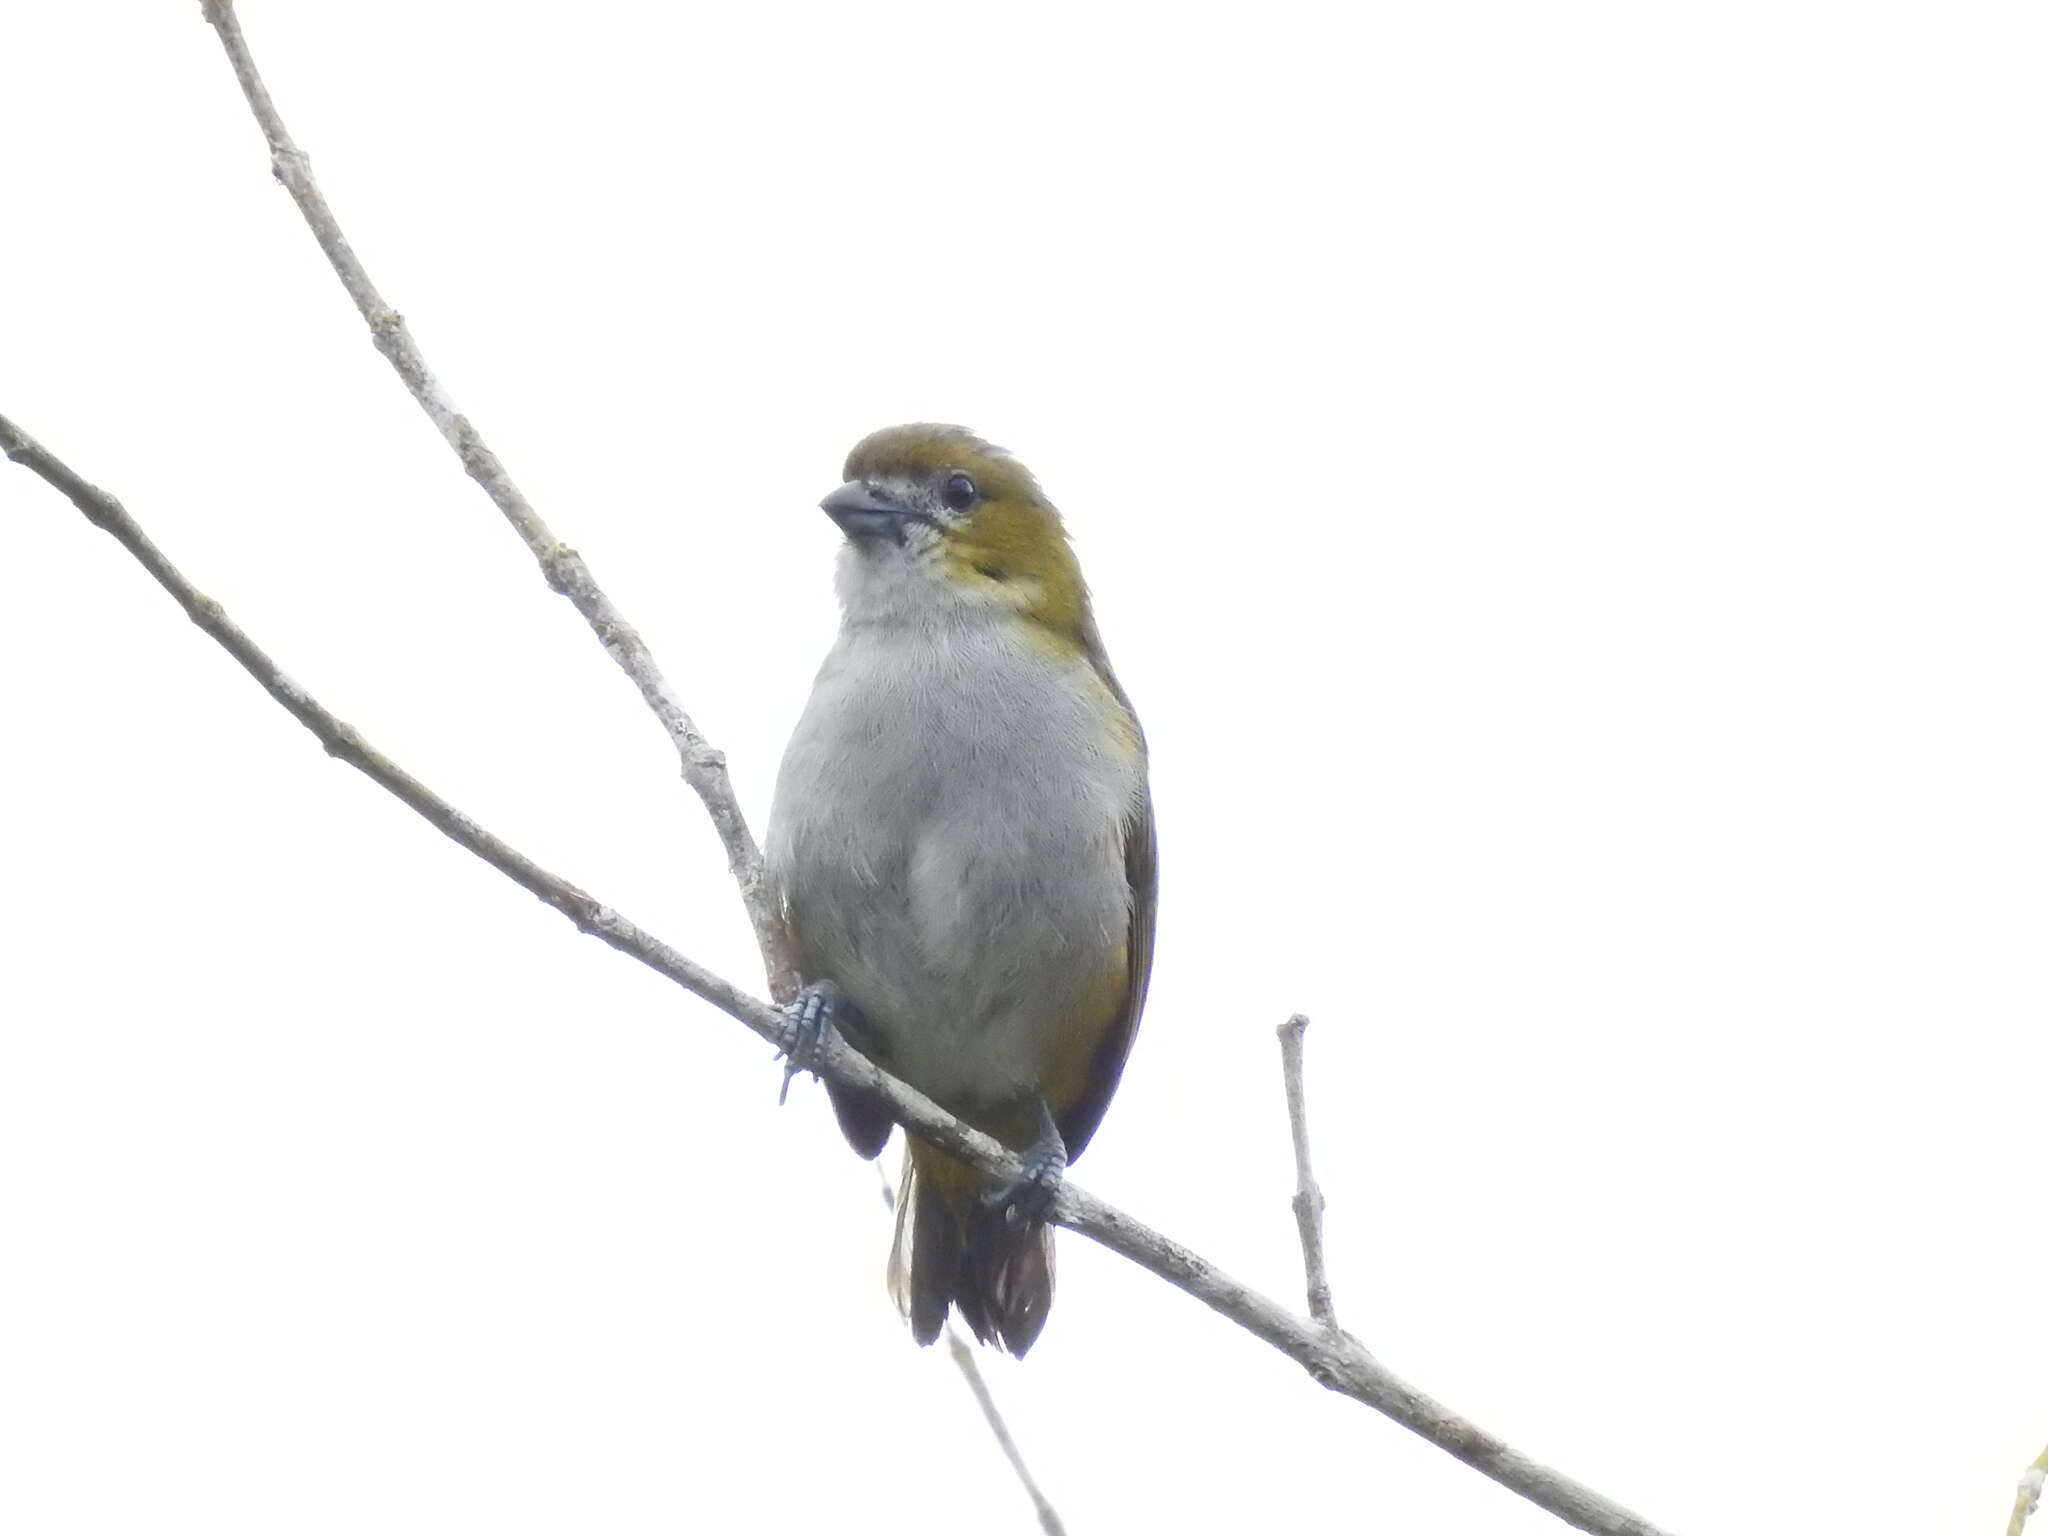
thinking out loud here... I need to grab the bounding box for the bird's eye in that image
[941,472,978,511]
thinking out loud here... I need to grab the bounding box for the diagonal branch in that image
[2012,1441,2048,1536]
[5,412,1673,1536]
[944,1331,1068,1536]
[1277,1014,1338,1328]
[195,0,798,1003]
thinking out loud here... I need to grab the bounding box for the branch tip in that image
[944,1328,1069,1536]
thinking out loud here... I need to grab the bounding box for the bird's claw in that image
[987,1153,1065,1229]
[777,979,842,1105]
[983,1098,1067,1228]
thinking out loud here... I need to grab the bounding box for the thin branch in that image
[2011,1441,2048,1536]
[945,1331,1069,1536]
[194,0,798,1003]
[877,1170,1068,1536]
[6,414,1674,1536]
[1277,1014,1337,1329]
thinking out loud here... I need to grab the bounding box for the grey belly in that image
[768,640,1134,1109]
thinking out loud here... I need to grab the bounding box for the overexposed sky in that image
[4,4,2045,1533]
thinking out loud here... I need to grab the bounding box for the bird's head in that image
[821,424,1090,641]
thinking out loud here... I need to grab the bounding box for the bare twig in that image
[1277,1014,1337,1329]
[194,0,798,1003]
[877,1169,1068,1536]
[2011,1441,2048,1536]
[945,1332,1068,1536]
[6,414,1674,1536]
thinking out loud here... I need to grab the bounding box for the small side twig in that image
[2011,1440,2048,1536]
[877,1169,1067,1536]
[1277,1014,1337,1329]
[195,0,798,1002]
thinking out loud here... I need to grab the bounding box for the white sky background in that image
[3,3,2044,1533]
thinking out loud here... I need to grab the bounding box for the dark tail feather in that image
[964,1205,1055,1357]
[888,1149,958,1346]
[888,1142,1056,1358]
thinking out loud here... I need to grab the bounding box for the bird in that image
[765,423,1156,1357]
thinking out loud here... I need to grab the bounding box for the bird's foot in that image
[777,978,854,1105]
[983,1096,1067,1228]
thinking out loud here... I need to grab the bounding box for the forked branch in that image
[6,411,1672,1536]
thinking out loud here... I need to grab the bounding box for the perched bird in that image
[767,424,1156,1357]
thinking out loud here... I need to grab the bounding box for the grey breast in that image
[767,618,1138,1106]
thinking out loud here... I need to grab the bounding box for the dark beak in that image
[820,480,930,545]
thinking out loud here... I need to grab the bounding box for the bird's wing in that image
[1057,707,1157,1161]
